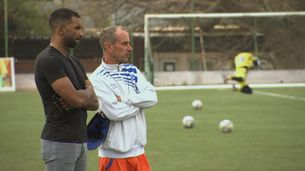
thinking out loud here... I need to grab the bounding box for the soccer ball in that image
[219,119,233,133]
[192,99,202,110]
[182,115,194,128]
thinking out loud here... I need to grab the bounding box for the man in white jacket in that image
[89,26,158,171]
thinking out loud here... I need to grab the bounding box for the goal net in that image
[144,12,305,84]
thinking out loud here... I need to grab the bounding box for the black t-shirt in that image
[34,46,88,143]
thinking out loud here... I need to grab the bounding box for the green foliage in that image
[0,0,49,38]
[1,87,305,170]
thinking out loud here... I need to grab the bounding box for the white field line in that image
[155,83,305,102]
[254,91,305,102]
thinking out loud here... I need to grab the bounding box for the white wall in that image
[16,70,305,90]
[155,70,305,86]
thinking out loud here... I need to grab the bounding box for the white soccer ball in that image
[182,115,194,128]
[192,99,202,110]
[219,119,233,133]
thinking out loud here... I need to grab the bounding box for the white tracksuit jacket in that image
[89,61,158,158]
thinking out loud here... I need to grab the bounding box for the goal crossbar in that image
[145,11,305,20]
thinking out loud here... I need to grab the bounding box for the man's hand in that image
[116,95,121,102]
[51,77,98,110]
[52,94,74,112]
[98,111,108,118]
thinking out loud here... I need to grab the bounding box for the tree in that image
[79,0,305,69]
[0,0,49,39]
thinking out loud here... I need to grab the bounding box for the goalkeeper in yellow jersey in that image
[224,50,259,94]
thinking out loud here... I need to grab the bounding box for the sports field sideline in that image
[1,83,305,171]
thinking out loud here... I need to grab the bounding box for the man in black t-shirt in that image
[34,8,98,171]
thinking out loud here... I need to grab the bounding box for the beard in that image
[64,35,79,48]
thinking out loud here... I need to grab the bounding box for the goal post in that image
[144,11,305,84]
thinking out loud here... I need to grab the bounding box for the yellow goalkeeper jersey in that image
[234,52,255,68]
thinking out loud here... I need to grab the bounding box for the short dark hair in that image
[99,26,128,51]
[49,8,80,32]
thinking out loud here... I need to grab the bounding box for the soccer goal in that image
[144,12,305,84]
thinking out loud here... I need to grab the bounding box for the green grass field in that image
[1,87,305,171]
